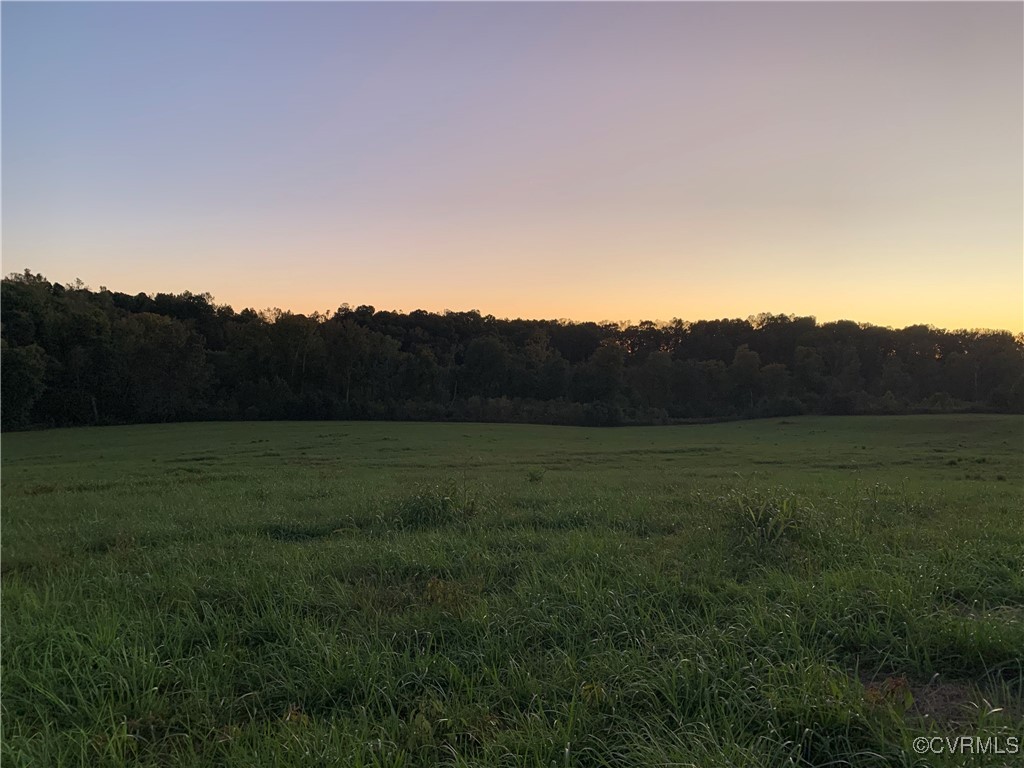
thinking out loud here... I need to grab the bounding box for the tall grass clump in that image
[395,478,479,529]
[728,489,805,557]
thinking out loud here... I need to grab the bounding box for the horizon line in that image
[7,268,1022,337]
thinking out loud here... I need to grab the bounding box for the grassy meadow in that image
[2,415,1023,767]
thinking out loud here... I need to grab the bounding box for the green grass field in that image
[3,415,1023,767]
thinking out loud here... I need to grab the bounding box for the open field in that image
[2,415,1023,767]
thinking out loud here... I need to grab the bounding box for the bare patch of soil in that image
[860,672,977,725]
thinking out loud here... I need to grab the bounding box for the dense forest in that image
[2,270,1022,430]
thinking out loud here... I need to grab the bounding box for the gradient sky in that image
[3,2,1022,331]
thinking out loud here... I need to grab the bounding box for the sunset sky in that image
[3,2,1022,331]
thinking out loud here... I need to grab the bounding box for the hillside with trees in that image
[2,270,1022,430]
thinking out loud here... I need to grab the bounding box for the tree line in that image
[2,270,1022,430]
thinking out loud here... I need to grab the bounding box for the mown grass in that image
[2,415,1022,766]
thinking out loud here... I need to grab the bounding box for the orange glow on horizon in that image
[4,3,1021,336]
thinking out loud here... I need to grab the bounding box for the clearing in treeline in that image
[2,414,1023,767]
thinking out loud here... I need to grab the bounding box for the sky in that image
[3,2,1022,332]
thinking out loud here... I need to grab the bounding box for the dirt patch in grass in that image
[909,680,977,724]
[860,672,976,725]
